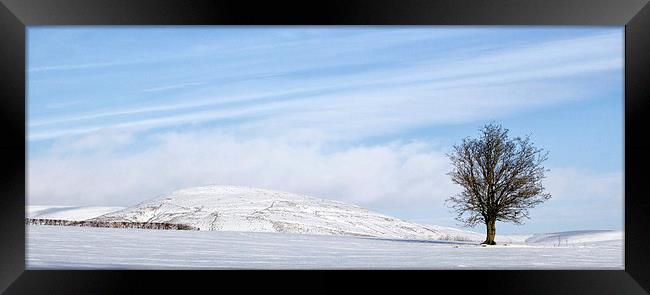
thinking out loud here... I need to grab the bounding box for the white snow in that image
[26,225,624,269]
[89,185,444,240]
[423,225,623,246]
[27,206,124,221]
[525,230,624,245]
[26,185,624,269]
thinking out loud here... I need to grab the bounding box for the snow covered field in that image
[26,186,624,269]
[27,225,623,269]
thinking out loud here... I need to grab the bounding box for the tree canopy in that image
[446,123,551,244]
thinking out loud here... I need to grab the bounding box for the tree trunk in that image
[482,219,496,245]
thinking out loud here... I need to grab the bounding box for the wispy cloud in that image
[28,58,164,73]
[28,31,622,142]
[29,61,127,73]
[28,130,457,208]
[141,82,206,93]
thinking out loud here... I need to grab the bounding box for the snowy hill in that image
[90,185,443,240]
[524,230,624,245]
[27,206,124,221]
[427,224,622,246]
[27,186,623,245]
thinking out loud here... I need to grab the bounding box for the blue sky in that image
[27,27,624,234]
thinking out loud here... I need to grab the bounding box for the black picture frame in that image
[1,0,648,294]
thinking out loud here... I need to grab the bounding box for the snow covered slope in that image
[525,230,624,245]
[91,185,443,240]
[27,206,124,221]
[428,225,622,245]
[427,225,532,244]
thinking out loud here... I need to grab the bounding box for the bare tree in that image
[446,123,551,245]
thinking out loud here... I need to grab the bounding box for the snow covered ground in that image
[525,230,623,245]
[27,225,623,269]
[26,186,623,269]
[27,206,124,221]
[425,224,531,243]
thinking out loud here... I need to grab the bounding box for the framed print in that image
[1,0,649,294]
